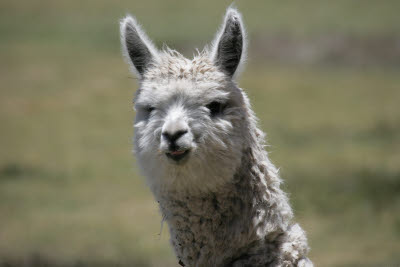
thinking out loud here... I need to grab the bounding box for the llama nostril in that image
[162,130,188,143]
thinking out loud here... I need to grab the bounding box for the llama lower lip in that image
[166,150,190,162]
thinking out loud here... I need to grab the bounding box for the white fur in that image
[121,7,313,266]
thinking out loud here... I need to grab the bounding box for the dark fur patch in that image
[125,24,152,75]
[215,15,243,76]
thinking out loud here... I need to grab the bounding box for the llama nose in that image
[162,112,189,147]
[162,130,188,144]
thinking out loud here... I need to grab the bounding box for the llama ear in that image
[211,8,246,78]
[120,15,158,78]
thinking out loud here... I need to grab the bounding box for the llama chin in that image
[121,7,313,267]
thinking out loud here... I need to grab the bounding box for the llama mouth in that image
[166,149,190,162]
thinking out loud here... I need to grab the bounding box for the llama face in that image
[121,9,249,193]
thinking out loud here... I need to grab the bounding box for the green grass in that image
[1,1,400,266]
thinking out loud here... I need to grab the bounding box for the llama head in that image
[121,8,255,194]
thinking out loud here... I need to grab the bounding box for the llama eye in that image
[206,101,225,117]
[145,106,155,113]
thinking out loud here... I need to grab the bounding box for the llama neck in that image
[157,146,293,266]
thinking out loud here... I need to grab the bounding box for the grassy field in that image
[1,1,400,266]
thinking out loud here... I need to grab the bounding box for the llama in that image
[120,8,313,267]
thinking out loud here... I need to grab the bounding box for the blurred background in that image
[1,1,399,266]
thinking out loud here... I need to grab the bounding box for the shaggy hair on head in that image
[120,7,313,267]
